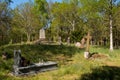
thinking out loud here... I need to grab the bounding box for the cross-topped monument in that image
[84,32,92,58]
[85,32,91,52]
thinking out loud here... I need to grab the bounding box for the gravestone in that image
[39,28,46,40]
[75,42,81,48]
[2,51,8,60]
[80,38,86,48]
[58,36,62,45]
[84,32,91,59]
[67,37,70,45]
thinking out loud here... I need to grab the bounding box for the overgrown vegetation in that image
[0,0,120,80]
[0,44,120,80]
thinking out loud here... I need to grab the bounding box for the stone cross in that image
[84,32,92,58]
[58,36,62,45]
[67,37,70,45]
[80,38,85,48]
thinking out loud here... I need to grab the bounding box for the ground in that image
[0,43,120,80]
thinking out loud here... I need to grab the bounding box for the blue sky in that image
[10,0,120,9]
[10,0,62,9]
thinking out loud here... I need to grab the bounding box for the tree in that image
[51,1,81,42]
[0,0,12,45]
[34,0,50,28]
[79,0,103,52]
[98,0,120,51]
[12,2,40,43]
[113,4,120,48]
[109,0,113,51]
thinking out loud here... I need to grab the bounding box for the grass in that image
[0,43,120,80]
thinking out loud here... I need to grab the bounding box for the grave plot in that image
[13,50,58,76]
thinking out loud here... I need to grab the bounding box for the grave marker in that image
[39,28,46,40]
[84,32,91,58]
[12,50,58,76]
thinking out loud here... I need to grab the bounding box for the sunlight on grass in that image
[0,44,120,80]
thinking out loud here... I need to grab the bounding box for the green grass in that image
[0,43,120,80]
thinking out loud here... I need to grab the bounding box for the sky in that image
[10,0,120,9]
[10,0,62,9]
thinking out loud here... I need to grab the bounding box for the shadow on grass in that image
[0,44,83,63]
[0,75,11,80]
[79,66,120,80]
[92,45,109,49]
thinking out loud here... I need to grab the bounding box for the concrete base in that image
[84,52,90,59]
[13,61,57,76]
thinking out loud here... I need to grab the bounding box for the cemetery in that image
[0,0,120,80]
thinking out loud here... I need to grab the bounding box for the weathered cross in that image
[85,32,92,52]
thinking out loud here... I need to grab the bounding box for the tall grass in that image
[0,44,120,80]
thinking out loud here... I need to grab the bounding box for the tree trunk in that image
[109,0,113,51]
[21,35,23,43]
[27,33,31,43]
[72,20,75,31]
[110,14,113,51]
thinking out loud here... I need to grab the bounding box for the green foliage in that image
[34,0,51,28]
[0,43,80,65]
[0,0,120,48]
[0,44,120,80]
[35,0,48,15]
[51,2,82,42]
[71,30,85,42]
[0,0,12,46]
[1,0,120,79]
[11,1,40,43]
